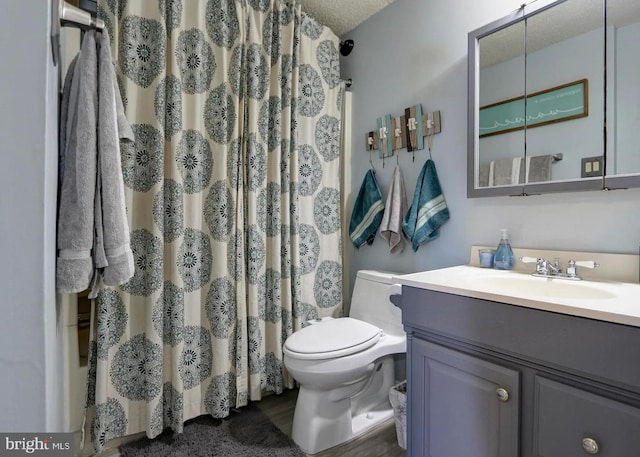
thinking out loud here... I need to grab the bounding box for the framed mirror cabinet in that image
[467,0,640,197]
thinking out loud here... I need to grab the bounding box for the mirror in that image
[606,0,640,182]
[523,0,604,185]
[478,21,526,190]
[468,0,640,197]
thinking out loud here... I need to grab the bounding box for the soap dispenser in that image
[494,228,515,270]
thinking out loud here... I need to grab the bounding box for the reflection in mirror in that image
[478,21,525,189]
[524,0,604,183]
[606,0,640,177]
[478,0,604,189]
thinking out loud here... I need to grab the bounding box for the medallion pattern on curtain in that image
[88,0,342,452]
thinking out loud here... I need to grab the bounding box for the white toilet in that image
[283,270,406,454]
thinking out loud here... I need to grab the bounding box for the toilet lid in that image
[284,317,382,360]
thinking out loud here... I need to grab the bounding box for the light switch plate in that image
[580,156,604,178]
[581,155,603,178]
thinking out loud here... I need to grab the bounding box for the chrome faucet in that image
[520,257,599,280]
[565,260,600,279]
[521,256,560,276]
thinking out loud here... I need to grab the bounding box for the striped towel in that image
[379,165,407,254]
[402,159,450,252]
[349,170,385,248]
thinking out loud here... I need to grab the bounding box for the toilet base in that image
[290,357,396,455]
[351,405,394,437]
[292,386,353,454]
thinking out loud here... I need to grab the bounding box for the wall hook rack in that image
[366,108,441,156]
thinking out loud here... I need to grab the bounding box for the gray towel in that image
[97,29,135,289]
[379,166,407,254]
[490,157,525,186]
[56,30,134,295]
[480,155,552,187]
[478,163,490,187]
[57,31,99,293]
[58,54,79,190]
[526,154,552,183]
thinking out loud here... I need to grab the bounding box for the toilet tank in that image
[349,270,404,337]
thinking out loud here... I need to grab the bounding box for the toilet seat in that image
[284,317,382,360]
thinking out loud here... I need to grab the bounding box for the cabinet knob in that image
[496,387,509,402]
[582,437,599,454]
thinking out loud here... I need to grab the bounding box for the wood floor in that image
[93,388,405,457]
[257,388,407,457]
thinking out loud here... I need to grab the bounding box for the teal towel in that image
[402,160,450,252]
[349,170,385,248]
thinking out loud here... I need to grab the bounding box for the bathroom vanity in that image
[395,265,640,457]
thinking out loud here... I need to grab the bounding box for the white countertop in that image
[393,265,640,328]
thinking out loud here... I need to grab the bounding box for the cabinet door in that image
[409,339,520,457]
[534,376,640,456]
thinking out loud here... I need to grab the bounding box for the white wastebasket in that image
[389,380,407,450]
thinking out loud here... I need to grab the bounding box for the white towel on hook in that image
[379,165,407,254]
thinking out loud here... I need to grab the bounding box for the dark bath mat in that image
[119,405,306,457]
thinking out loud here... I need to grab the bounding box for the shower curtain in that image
[88,0,342,451]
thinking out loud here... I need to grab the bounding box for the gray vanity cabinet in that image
[402,286,640,457]
[534,376,640,456]
[410,338,519,456]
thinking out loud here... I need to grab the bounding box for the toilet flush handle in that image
[387,284,403,309]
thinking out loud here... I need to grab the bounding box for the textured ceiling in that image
[480,0,640,67]
[298,0,396,36]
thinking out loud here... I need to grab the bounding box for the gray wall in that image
[0,0,63,431]
[341,0,640,294]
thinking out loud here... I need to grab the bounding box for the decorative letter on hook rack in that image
[423,111,441,137]
[377,115,393,158]
[405,104,423,152]
[392,116,407,150]
[366,131,379,151]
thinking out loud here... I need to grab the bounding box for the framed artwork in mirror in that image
[479,79,588,138]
